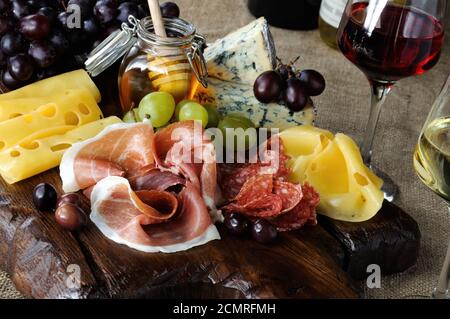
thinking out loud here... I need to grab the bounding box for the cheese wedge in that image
[280,125,384,222]
[0,89,102,151]
[0,116,122,184]
[0,70,101,103]
[0,97,55,122]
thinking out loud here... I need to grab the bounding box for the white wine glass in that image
[414,75,450,299]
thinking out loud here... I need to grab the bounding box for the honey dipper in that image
[146,0,192,103]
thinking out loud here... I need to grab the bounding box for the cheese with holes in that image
[0,116,122,184]
[0,89,102,150]
[0,70,101,103]
[0,97,56,122]
[204,17,276,85]
[280,125,384,222]
[195,77,315,130]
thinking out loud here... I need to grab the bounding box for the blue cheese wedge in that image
[195,78,316,130]
[204,17,276,85]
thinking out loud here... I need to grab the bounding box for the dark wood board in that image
[0,67,420,298]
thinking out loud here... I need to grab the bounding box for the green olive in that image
[218,114,257,150]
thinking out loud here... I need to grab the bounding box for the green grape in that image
[175,99,194,120]
[218,115,257,150]
[138,92,175,128]
[123,110,136,123]
[178,102,209,128]
[204,103,221,128]
[133,108,142,122]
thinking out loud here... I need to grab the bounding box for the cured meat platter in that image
[0,2,421,299]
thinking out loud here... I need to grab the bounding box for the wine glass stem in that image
[432,206,450,298]
[361,83,392,166]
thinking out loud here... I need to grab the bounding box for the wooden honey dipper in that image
[146,0,193,103]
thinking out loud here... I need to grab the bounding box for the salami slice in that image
[235,174,273,204]
[273,181,303,213]
[222,194,283,218]
[270,183,319,231]
[219,163,262,200]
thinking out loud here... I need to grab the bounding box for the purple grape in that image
[297,69,326,96]
[116,2,139,24]
[8,53,34,81]
[93,0,118,24]
[160,2,179,18]
[0,16,14,36]
[36,65,59,80]
[27,0,55,9]
[137,3,148,18]
[0,50,5,66]
[253,70,283,103]
[1,33,27,55]
[283,78,308,112]
[2,69,22,89]
[20,14,51,40]
[37,7,57,25]
[48,30,69,55]
[12,0,32,19]
[83,18,99,34]
[57,11,70,29]
[0,0,10,12]
[224,213,250,236]
[251,219,277,244]
[28,41,57,68]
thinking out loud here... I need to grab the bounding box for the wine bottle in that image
[248,0,322,30]
[319,0,348,49]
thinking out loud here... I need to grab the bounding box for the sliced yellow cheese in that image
[0,70,101,103]
[0,98,50,122]
[280,125,384,222]
[0,89,102,151]
[0,116,122,184]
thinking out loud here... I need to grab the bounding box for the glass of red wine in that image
[337,0,446,201]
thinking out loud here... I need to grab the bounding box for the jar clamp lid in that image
[85,16,208,87]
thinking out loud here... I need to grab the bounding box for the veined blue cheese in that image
[195,78,316,130]
[204,17,276,85]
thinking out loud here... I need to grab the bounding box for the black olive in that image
[251,219,278,244]
[57,193,81,208]
[55,203,87,231]
[224,213,249,236]
[32,183,57,212]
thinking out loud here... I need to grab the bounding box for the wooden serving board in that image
[0,68,421,298]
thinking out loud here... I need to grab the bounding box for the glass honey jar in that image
[85,16,208,114]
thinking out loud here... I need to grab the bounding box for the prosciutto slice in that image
[60,121,220,253]
[90,177,219,253]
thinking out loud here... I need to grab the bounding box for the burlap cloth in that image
[1,0,449,299]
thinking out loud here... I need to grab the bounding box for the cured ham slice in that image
[152,121,220,220]
[90,176,220,253]
[60,122,155,193]
[60,121,220,253]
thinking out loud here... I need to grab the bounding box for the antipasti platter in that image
[0,0,421,299]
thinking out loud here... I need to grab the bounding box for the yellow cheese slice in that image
[0,98,51,122]
[332,134,384,222]
[280,125,384,222]
[0,89,102,151]
[0,70,101,103]
[0,116,122,184]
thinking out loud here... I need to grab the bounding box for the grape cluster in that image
[253,58,326,112]
[0,0,180,90]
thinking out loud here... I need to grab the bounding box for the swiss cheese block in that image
[195,77,315,130]
[204,17,276,85]
[280,126,384,222]
[0,70,101,103]
[0,116,122,184]
[0,89,102,150]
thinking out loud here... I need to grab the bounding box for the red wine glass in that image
[337,0,446,201]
